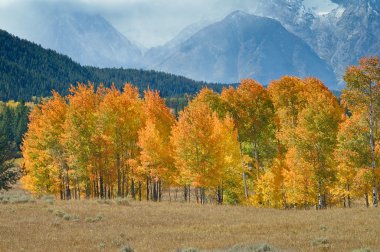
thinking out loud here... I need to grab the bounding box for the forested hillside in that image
[0,29,231,101]
[0,101,29,152]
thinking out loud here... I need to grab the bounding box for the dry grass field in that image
[0,188,379,252]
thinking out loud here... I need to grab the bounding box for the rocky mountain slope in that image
[148,11,336,88]
[255,0,380,86]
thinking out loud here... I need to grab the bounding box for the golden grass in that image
[0,188,379,252]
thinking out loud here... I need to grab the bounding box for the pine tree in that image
[0,136,19,191]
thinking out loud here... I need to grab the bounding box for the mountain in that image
[0,29,231,101]
[303,0,338,14]
[148,11,337,89]
[315,0,380,82]
[254,0,380,85]
[3,1,377,89]
[144,19,212,67]
[34,11,143,68]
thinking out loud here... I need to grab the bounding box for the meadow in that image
[0,188,379,252]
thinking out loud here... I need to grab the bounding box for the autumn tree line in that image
[21,56,380,208]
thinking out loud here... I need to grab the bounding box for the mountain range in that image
[30,11,143,69]
[254,0,380,86]
[1,0,379,90]
[147,11,336,87]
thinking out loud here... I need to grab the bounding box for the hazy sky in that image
[0,0,338,47]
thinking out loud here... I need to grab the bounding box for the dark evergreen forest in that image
[0,29,234,101]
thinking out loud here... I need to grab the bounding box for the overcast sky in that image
[0,0,338,48]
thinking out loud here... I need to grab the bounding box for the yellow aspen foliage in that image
[98,84,144,198]
[21,92,67,195]
[138,89,175,186]
[333,111,378,206]
[253,156,286,208]
[283,147,315,207]
[284,78,342,207]
[171,101,219,187]
[331,126,359,206]
[342,56,380,206]
[213,114,244,204]
[193,87,227,118]
[171,95,242,203]
[260,77,342,208]
[62,83,103,198]
[193,87,244,203]
[267,76,306,148]
[21,68,379,207]
[221,79,276,198]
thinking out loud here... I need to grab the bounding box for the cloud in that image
[0,0,338,47]
[0,0,262,47]
[97,0,256,47]
[303,0,338,14]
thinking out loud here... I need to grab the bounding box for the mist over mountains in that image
[147,11,336,87]
[1,0,379,89]
[25,11,143,69]
[255,0,380,86]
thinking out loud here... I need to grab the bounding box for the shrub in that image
[71,215,80,222]
[98,242,106,250]
[28,198,36,203]
[176,248,200,252]
[120,245,134,252]
[41,195,55,205]
[41,195,55,201]
[112,239,123,247]
[54,209,66,218]
[312,237,330,249]
[320,225,328,231]
[85,214,103,223]
[7,194,34,204]
[223,243,276,252]
[115,198,130,206]
[97,199,112,205]
[51,218,61,227]
[85,217,95,223]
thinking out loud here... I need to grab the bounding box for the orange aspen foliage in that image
[138,89,176,199]
[253,156,286,208]
[98,83,144,198]
[22,92,67,195]
[283,78,343,207]
[267,76,306,148]
[171,95,242,203]
[221,79,276,188]
[62,83,104,199]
